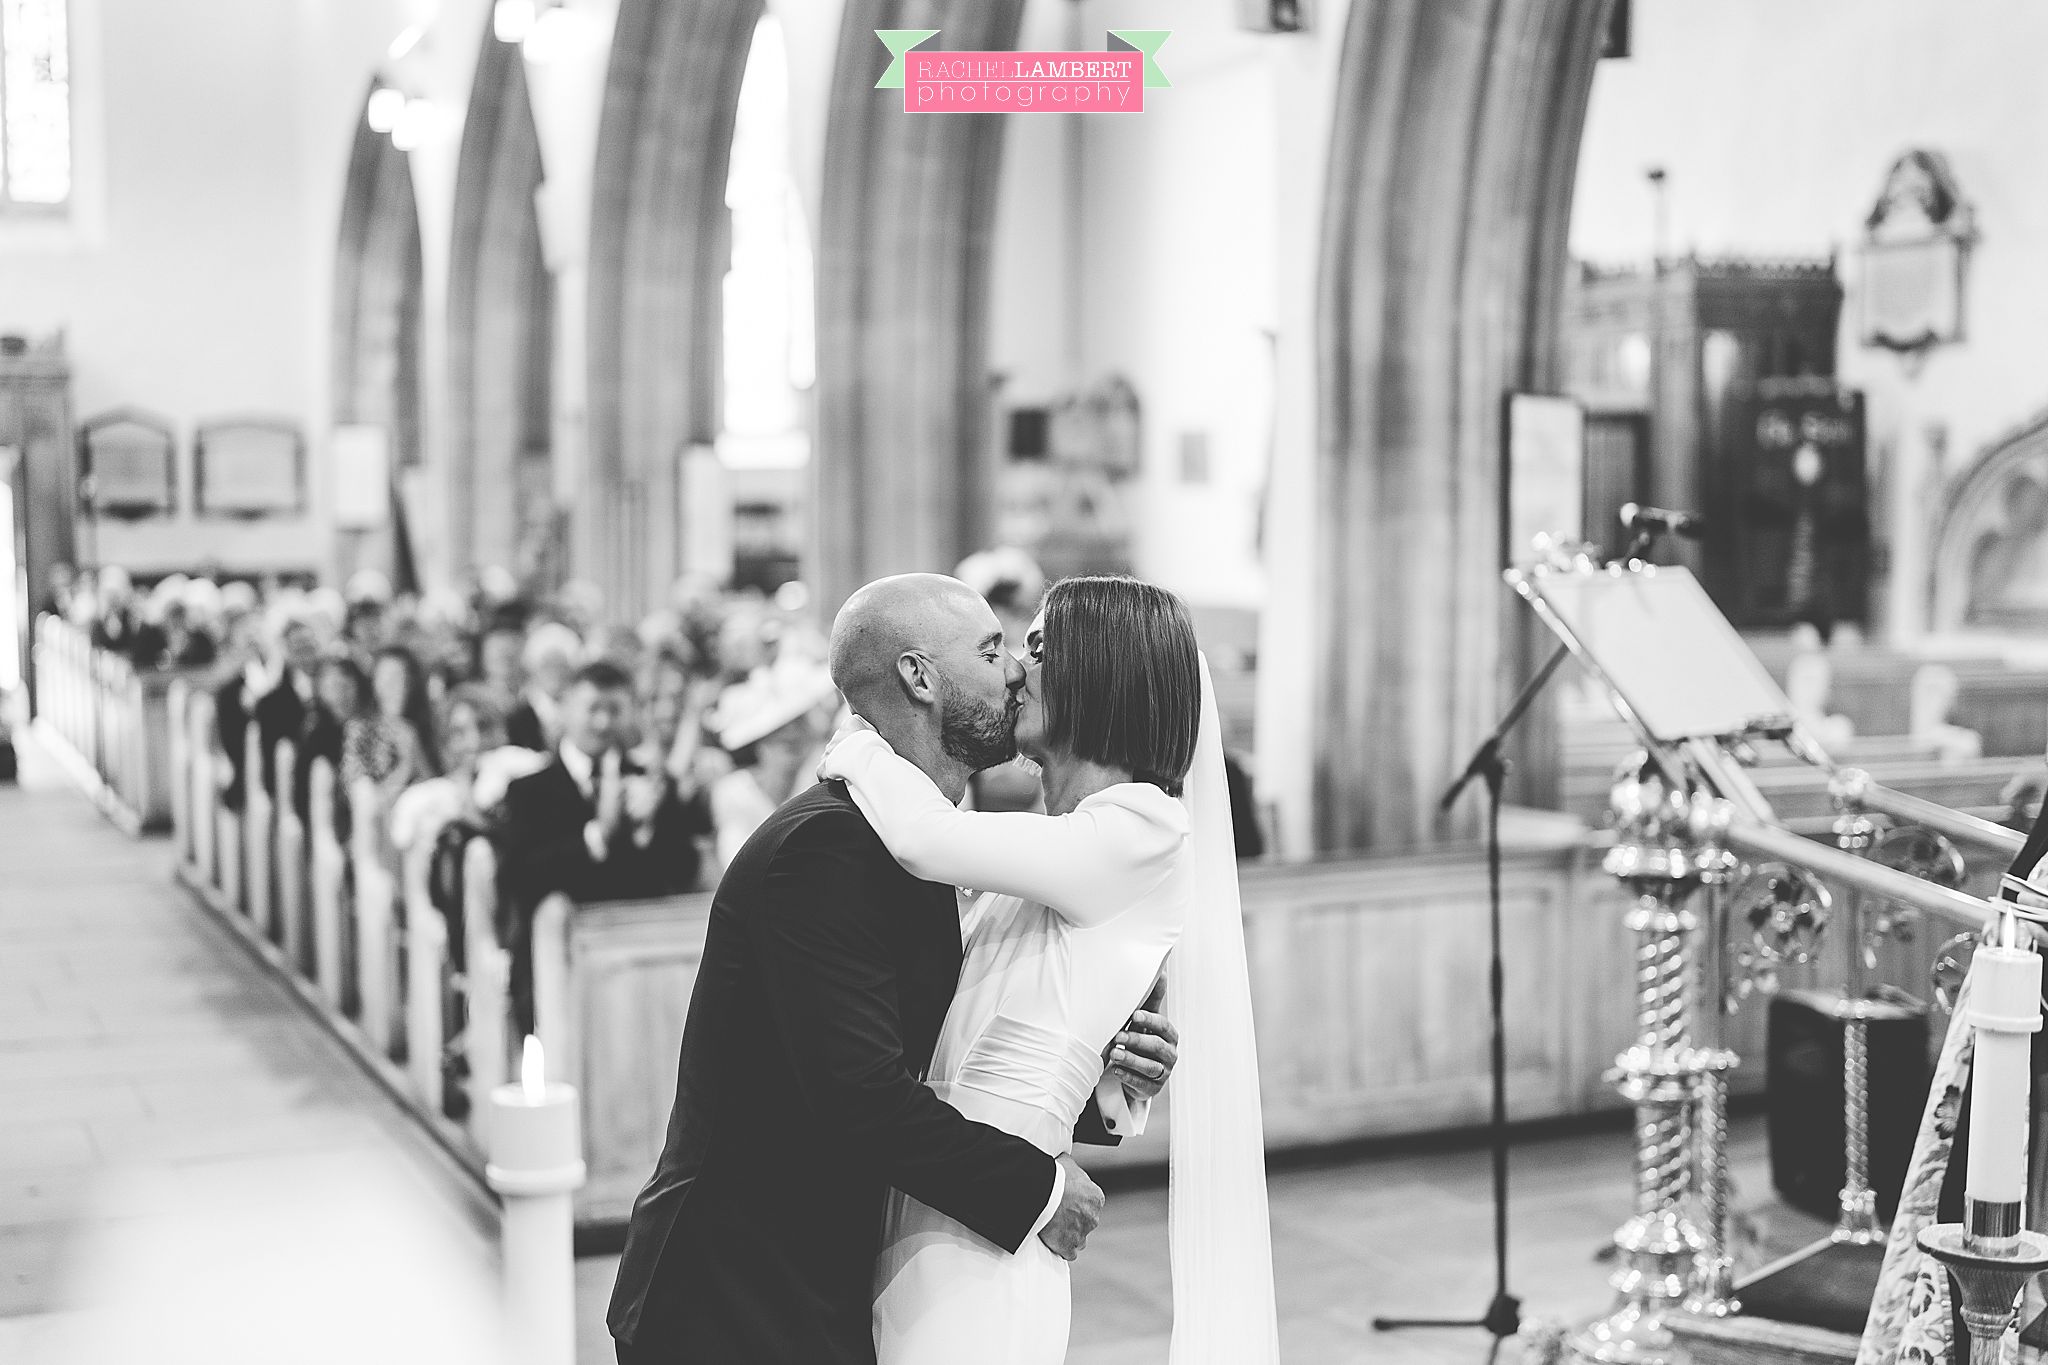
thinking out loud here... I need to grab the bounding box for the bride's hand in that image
[1106,976,1177,1101]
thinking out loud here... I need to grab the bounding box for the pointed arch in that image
[448,31,554,586]
[333,91,424,580]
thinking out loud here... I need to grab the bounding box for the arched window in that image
[0,0,71,209]
[719,12,813,467]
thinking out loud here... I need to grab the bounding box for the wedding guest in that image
[295,651,366,835]
[389,685,538,1120]
[476,622,525,710]
[506,622,582,752]
[497,660,710,1030]
[342,646,439,809]
[217,610,321,813]
[90,565,145,657]
[705,663,842,877]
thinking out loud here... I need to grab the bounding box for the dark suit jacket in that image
[607,781,1058,1363]
[498,753,710,1030]
[216,671,307,813]
[505,699,547,753]
[293,707,346,833]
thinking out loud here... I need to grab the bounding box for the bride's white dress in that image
[822,735,1192,1365]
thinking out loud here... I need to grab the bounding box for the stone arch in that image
[813,0,1025,615]
[1313,0,1612,852]
[586,0,762,618]
[333,91,424,580]
[1930,406,2048,633]
[448,31,554,587]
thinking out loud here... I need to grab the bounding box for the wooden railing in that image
[33,615,186,833]
[164,675,713,1222]
[166,677,481,1177]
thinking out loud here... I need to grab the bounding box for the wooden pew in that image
[275,740,309,976]
[188,690,219,890]
[31,617,184,832]
[166,680,191,861]
[530,889,713,1224]
[309,758,348,1013]
[242,725,274,937]
[463,838,512,1146]
[350,777,401,1060]
[401,836,448,1115]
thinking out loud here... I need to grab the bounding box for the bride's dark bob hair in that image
[1041,575,1201,797]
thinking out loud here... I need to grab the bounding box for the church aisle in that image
[0,733,496,1351]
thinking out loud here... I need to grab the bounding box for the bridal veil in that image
[1164,654,1280,1363]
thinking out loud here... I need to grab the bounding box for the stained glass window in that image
[0,0,72,208]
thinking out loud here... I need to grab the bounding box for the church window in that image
[0,0,70,208]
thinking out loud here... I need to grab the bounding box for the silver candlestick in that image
[1916,1218,2048,1365]
[1570,761,1728,1365]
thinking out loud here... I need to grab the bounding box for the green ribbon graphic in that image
[874,29,939,89]
[1107,30,1171,88]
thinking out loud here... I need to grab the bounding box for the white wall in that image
[1572,0,2048,640]
[0,0,419,577]
[987,0,1292,612]
[981,0,1348,853]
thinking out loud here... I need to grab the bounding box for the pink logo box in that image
[904,50,1144,113]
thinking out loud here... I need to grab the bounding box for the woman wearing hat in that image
[705,663,843,877]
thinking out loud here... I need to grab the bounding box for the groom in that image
[608,574,1179,1364]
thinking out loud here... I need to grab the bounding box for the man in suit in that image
[498,658,711,1031]
[216,613,320,813]
[608,574,1176,1364]
[505,622,582,752]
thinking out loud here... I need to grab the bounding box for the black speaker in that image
[1767,990,1932,1221]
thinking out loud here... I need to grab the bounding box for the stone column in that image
[447,35,548,581]
[1310,0,1610,852]
[585,0,760,619]
[813,0,1028,616]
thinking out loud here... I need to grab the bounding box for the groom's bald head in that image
[829,574,1022,798]
[828,573,990,716]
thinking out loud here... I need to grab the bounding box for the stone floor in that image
[571,1112,1820,1365]
[1,727,1836,1364]
[0,733,499,1363]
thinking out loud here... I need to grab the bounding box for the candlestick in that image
[487,1035,585,1365]
[1964,918,2041,1249]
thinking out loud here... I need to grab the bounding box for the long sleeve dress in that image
[820,729,1191,1365]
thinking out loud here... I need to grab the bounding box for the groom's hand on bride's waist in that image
[1037,1155,1104,1262]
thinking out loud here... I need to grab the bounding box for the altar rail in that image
[33,615,186,833]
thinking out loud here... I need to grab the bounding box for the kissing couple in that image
[608,573,1279,1364]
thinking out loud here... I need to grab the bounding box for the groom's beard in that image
[938,675,1019,770]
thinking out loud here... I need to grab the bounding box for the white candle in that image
[486,1036,584,1365]
[1966,929,2044,1210]
[488,1036,582,1178]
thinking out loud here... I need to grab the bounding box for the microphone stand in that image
[1372,529,1655,1356]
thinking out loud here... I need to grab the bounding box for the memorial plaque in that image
[78,408,176,517]
[194,416,305,517]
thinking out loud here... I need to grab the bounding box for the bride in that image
[818,575,1279,1365]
